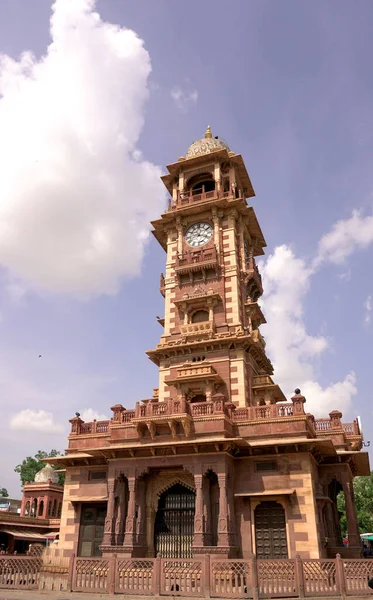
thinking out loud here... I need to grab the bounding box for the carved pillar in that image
[136,479,147,548]
[218,474,229,546]
[203,476,212,546]
[115,478,126,546]
[176,217,183,255]
[102,480,116,546]
[325,500,338,546]
[227,472,237,547]
[212,207,220,253]
[342,475,360,547]
[193,475,204,547]
[124,477,137,548]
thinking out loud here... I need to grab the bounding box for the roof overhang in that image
[235,489,296,497]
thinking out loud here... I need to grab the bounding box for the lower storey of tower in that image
[56,450,363,562]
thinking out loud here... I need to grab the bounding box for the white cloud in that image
[364,295,372,324]
[80,408,108,422]
[260,245,356,416]
[0,0,165,298]
[171,83,198,112]
[315,210,373,267]
[9,409,64,433]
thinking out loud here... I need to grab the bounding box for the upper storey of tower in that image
[154,126,266,255]
[161,125,255,200]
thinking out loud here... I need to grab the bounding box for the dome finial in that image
[204,125,212,139]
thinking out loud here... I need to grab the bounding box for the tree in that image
[337,471,373,537]
[14,450,65,486]
[0,488,8,497]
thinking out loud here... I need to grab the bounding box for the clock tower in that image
[148,126,285,410]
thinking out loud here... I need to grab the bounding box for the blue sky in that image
[0,0,372,496]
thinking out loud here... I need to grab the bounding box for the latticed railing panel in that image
[73,557,109,593]
[303,560,337,596]
[343,559,373,595]
[258,559,296,598]
[161,558,203,596]
[211,560,252,598]
[0,557,42,589]
[116,559,154,595]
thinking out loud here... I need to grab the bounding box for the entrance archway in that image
[255,501,288,559]
[154,483,195,558]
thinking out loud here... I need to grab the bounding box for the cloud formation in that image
[315,210,373,267]
[260,245,357,416]
[9,409,64,433]
[364,295,372,325]
[171,82,198,112]
[0,0,165,298]
[80,408,109,422]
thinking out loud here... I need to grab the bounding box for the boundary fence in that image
[1,553,373,597]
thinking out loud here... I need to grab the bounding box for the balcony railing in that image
[175,247,218,272]
[232,403,294,422]
[180,321,215,339]
[343,421,360,435]
[314,419,332,431]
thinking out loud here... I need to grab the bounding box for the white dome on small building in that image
[34,463,60,484]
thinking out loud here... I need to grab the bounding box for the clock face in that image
[185,222,213,248]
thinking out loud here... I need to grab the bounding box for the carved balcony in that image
[133,398,192,440]
[251,328,266,350]
[180,320,215,340]
[243,257,263,302]
[166,362,222,386]
[175,246,219,276]
[159,272,165,297]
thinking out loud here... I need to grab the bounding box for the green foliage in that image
[14,450,65,487]
[337,471,373,537]
[0,488,8,497]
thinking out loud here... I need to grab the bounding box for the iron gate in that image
[154,484,195,558]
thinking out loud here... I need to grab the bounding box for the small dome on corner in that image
[34,463,60,484]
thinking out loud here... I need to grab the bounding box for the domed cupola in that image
[34,463,60,484]
[185,126,230,159]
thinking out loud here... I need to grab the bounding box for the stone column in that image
[203,476,212,546]
[102,479,115,546]
[193,475,204,547]
[218,474,229,546]
[124,477,137,548]
[342,476,360,547]
[115,479,126,546]
[227,474,237,547]
[136,479,147,549]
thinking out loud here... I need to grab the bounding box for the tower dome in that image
[34,463,60,484]
[185,126,230,159]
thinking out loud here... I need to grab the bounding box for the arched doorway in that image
[255,501,288,559]
[154,484,195,558]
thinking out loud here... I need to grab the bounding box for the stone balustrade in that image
[68,395,362,452]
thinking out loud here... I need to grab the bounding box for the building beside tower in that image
[49,128,369,562]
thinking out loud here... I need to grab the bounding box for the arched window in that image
[38,500,44,517]
[57,503,62,518]
[31,498,37,518]
[190,393,206,404]
[191,310,209,323]
[186,172,215,196]
[52,499,57,517]
[25,501,30,516]
[48,501,52,517]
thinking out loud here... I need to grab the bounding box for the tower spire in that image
[204,125,212,139]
